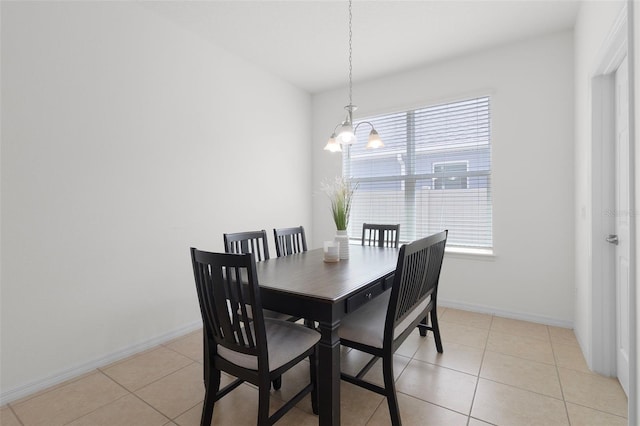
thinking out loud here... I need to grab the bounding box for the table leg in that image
[317,320,340,425]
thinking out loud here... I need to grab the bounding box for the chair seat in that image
[338,290,431,349]
[218,318,320,371]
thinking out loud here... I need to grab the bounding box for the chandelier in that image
[324,0,383,153]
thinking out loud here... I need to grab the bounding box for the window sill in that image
[445,246,495,260]
[349,240,495,260]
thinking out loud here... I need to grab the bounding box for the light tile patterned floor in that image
[1,307,629,425]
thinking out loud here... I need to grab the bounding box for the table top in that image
[255,245,399,302]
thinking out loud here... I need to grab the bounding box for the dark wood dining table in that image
[255,245,399,426]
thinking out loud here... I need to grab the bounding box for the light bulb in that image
[365,129,384,149]
[337,123,356,145]
[324,135,342,152]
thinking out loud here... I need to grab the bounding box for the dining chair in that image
[223,230,270,261]
[274,226,315,330]
[273,226,307,257]
[338,230,448,425]
[361,223,400,248]
[190,249,320,425]
[223,229,302,389]
[223,230,300,321]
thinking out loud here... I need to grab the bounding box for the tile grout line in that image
[547,328,627,422]
[363,395,385,425]
[10,370,131,426]
[128,383,184,425]
[162,337,203,363]
[8,310,624,425]
[363,334,419,424]
[366,310,480,422]
[393,389,472,418]
[95,364,180,425]
[476,377,566,402]
[478,322,558,367]
[7,338,199,421]
[405,354,480,379]
[168,398,203,424]
[479,325,568,402]
[550,348,630,421]
[549,325,573,426]
[477,326,571,404]
[100,354,196,393]
[466,312,493,425]
[7,404,25,426]
[6,369,102,408]
[487,327,553,343]
[563,400,630,420]
[61,393,133,426]
[132,359,200,393]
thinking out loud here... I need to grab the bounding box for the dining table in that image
[255,244,400,426]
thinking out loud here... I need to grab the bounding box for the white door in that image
[613,55,630,396]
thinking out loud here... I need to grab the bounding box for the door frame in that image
[590,2,636,422]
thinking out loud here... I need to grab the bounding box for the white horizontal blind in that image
[344,97,492,249]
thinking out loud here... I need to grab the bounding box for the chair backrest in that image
[190,248,267,360]
[273,226,307,257]
[362,223,400,248]
[223,230,270,261]
[384,230,447,345]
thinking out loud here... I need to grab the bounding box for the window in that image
[344,96,492,250]
[433,161,469,190]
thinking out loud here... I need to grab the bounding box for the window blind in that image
[344,96,492,249]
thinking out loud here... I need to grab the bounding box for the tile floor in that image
[1,307,629,425]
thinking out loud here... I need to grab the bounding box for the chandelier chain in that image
[325,0,383,151]
[348,0,353,107]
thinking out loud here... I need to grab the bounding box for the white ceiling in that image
[144,0,581,93]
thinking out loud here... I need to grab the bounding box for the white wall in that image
[312,31,575,325]
[573,0,627,370]
[0,2,312,401]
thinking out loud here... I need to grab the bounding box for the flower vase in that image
[335,230,350,260]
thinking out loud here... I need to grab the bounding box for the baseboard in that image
[1,301,574,405]
[438,298,574,329]
[0,320,202,406]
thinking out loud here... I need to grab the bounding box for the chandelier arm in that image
[353,121,375,132]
